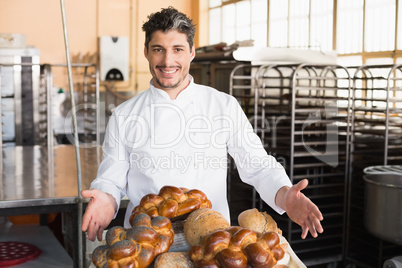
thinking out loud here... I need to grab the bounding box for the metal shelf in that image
[346,64,402,267]
[229,63,351,266]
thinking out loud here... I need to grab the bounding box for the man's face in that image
[144,29,195,94]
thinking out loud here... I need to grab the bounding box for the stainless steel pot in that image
[363,166,402,245]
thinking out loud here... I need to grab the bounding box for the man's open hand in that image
[81,189,117,241]
[277,179,324,239]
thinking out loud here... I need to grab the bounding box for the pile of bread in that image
[91,185,305,268]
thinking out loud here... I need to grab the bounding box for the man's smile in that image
[158,66,180,75]
[162,69,177,73]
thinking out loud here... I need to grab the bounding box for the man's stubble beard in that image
[154,66,190,90]
[155,77,181,89]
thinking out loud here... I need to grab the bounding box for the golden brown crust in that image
[92,213,174,268]
[189,227,286,268]
[158,198,179,218]
[238,208,282,235]
[129,186,212,225]
[184,208,230,247]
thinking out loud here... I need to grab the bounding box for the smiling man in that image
[144,29,195,98]
[81,6,324,243]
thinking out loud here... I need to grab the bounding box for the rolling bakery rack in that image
[227,64,259,218]
[345,64,402,268]
[37,63,101,147]
[229,63,352,266]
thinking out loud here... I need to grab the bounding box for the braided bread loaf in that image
[129,186,212,225]
[189,226,289,268]
[92,213,174,268]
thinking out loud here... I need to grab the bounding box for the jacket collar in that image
[150,75,196,101]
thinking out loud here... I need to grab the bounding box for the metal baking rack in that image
[346,64,402,268]
[35,63,101,149]
[38,64,54,146]
[230,63,352,266]
[48,64,101,148]
[229,64,259,118]
[227,64,262,224]
[76,64,101,148]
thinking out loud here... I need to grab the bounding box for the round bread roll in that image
[238,208,282,235]
[154,252,194,268]
[184,208,230,246]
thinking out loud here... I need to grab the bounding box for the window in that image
[288,0,309,48]
[364,0,395,52]
[336,0,364,54]
[208,0,267,47]
[222,4,236,45]
[310,0,333,51]
[269,0,333,50]
[236,1,251,42]
[268,0,288,47]
[209,8,221,44]
[207,0,402,64]
[251,0,268,46]
[399,0,402,50]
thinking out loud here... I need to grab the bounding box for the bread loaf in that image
[189,226,289,268]
[129,186,212,225]
[184,208,230,247]
[154,252,194,268]
[92,213,174,268]
[238,208,282,235]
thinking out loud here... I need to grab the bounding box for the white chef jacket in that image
[90,76,292,228]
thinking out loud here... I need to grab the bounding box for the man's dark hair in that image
[142,6,196,50]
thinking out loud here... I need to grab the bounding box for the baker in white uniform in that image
[82,6,324,242]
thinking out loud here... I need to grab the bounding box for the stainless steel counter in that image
[0,144,101,268]
[0,144,100,209]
